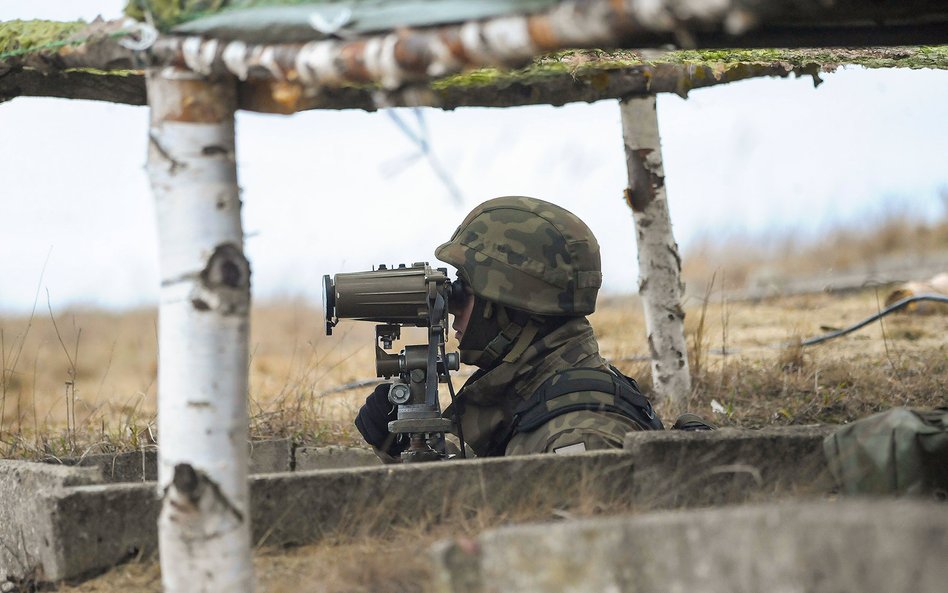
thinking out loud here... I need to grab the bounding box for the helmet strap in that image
[478,304,524,367]
[459,302,544,368]
[502,317,540,363]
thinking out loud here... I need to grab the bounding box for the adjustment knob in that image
[388,383,411,405]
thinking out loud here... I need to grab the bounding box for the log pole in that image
[146,67,253,593]
[619,96,690,407]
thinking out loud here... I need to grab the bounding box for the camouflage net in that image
[125,0,561,42]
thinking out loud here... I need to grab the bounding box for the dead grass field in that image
[0,282,944,460]
[2,213,947,592]
[682,201,948,294]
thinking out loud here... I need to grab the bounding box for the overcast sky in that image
[1,1,946,313]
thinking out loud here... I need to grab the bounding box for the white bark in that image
[147,67,253,593]
[619,96,691,406]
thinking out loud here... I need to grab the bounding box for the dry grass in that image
[682,200,948,294]
[1,281,946,459]
[594,288,948,426]
[58,535,439,593]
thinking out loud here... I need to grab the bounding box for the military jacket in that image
[446,317,643,456]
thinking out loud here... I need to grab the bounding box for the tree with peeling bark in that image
[147,67,253,593]
[620,96,690,406]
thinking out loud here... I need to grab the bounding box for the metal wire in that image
[703,293,948,356]
[798,293,948,347]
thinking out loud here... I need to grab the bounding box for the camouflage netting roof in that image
[1,1,947,112]
[126,0,563,42]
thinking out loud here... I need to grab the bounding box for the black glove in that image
[355,383,405,455]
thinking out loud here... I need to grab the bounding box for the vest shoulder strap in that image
[512,366,664,436]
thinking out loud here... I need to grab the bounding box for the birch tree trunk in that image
[147,66,253,593]
[619,96,690,407]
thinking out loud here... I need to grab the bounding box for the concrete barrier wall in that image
[250,450,636,545]
[432,499,948,593]
[37,450,636,579]
[47,483,158,581]
[48,439,297,483]
[295,446,381,471]
[0,461,101,584]
[3,427,842,583]
[624,425,835,507]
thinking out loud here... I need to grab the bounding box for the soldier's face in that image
[451,293,476,341]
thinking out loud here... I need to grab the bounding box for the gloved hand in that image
[355,383,405,456]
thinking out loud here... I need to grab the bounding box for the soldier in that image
[356,196,703,460]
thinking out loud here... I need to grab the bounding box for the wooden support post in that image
[146,67,253,593]
[619,96,691,407]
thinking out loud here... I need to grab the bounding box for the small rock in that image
[2,580,17,592]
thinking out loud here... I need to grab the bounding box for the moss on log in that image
[434,47,948,91]
[0,20,86,58]
[1,17,945,111]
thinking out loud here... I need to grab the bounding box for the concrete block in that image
[294,446,381,470]
[45,483,158,581]
[432,499,948,593]
[623,425,836,508]
[25,451,637,580]
[250,450,636,547]
[0,460,102,583]
[248,439,292,474]
[56,450,158,483]
[6,427,849,584]
[49,439,293,483]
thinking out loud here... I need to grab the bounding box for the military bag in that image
[823,407,948,496]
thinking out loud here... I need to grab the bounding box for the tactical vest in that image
[496,366,663,453]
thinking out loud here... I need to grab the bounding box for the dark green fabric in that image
[161,0,561,42]
[823,408,948,496]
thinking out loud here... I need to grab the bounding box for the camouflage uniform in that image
[446,316,644,456]
[436,196,653,456]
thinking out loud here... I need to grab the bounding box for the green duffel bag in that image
[823,407,948,497]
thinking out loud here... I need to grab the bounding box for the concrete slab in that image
[46,483,158,581]
[49,439,293,483]
[247,439,293,474]
[623,425,836,507]
[4,427,848,584]
[432,499,948,593]
[0,461,102,584]
[294,446,381,471]
[37,451,636,579]
[250,450,636,546]
[55,449,159,483]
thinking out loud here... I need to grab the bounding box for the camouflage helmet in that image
[435,196,602,316]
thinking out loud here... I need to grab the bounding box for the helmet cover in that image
[435,196,602,316]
